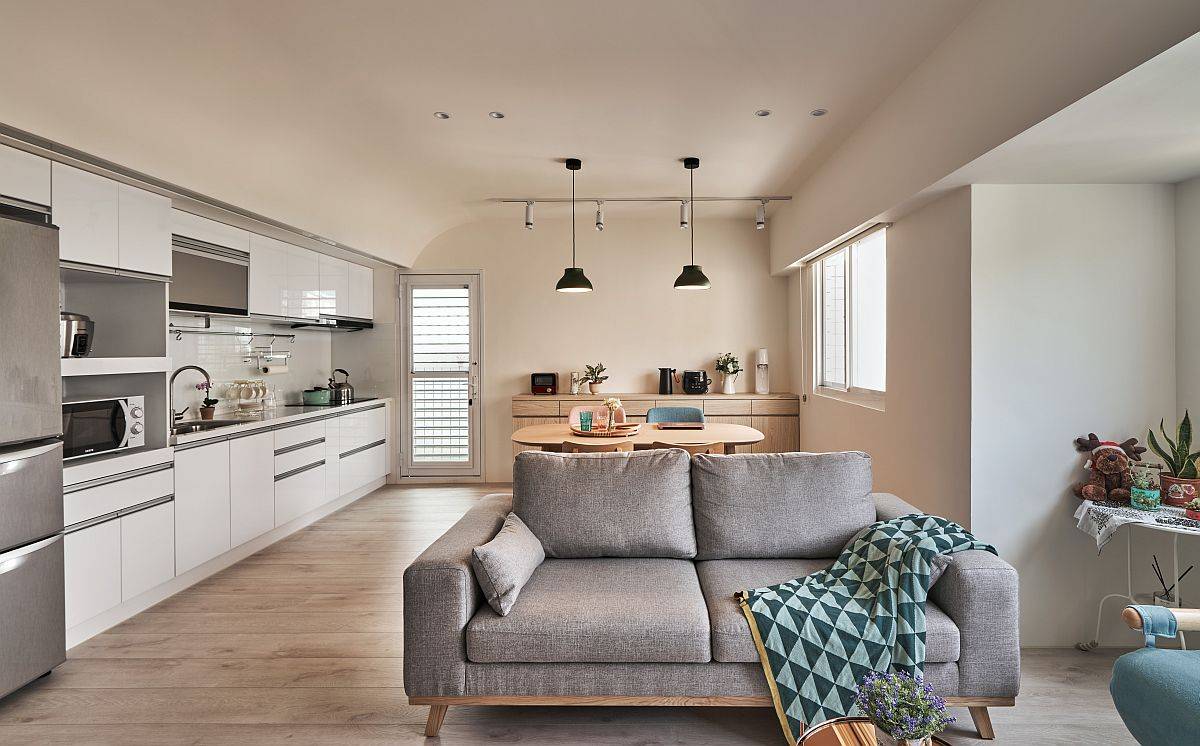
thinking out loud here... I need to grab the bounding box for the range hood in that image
[290,316,373,332]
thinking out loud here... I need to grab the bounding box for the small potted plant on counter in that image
[1186,497,1200,521]
[196,382,219,420]
[856,671,954,746]
[584,362,608,394]
[715,352,741,395]
[1147,411,1200,506]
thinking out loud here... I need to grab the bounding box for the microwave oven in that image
[62,395,146,460]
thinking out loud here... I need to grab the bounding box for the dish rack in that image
[227,379,273,412]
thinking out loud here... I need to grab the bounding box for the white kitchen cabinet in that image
[174,441,231,574]
[286,244,321,320]
[64,520,121,628]
[171,209,250,253]
[319,253,350,318]
[121,502,175,601]
[248,233,290,317]
[0,143,50,206]
[340,406,388,455]
[324,417,341,502]
[229,432,275,547]
[117,184,172,276]
[340,442,387,496]
[348,263,374,320]
[53,162,119,267]
[275,462,326,526]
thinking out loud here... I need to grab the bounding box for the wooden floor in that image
[0,484,1134,744]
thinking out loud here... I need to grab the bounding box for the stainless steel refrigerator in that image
[0,214,65,698]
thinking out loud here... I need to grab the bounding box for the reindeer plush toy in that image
[1073,433,1147,503]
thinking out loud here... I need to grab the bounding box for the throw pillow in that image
[471,512,545,616]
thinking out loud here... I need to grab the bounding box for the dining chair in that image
[567,405,626,429]
[563,440,633,453]
[1109,604,1200,744]
[650,441,724,455]
[646,406,704,424]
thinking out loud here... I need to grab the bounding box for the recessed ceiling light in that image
[433,111,451,119]
[754,109,771,117]
[810,108,828,117]
[489,111,506,119]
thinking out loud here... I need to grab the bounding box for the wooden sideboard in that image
[511,393,800,457]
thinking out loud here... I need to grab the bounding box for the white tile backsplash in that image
[168,317,332,416]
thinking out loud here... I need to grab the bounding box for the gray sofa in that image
[404,450,1019,739]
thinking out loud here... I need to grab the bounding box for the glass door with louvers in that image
[401,274,481,477]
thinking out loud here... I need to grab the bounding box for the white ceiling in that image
[0,0,977,265]
[935,31,1200,187]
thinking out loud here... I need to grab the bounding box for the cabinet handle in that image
[339,438,386,460]
[274,459,325,482]
[0,535,61,576]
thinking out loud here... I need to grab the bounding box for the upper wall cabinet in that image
[117,185,171,276]
[319,253,350,318]
[348,263,374,321]
[0,144,51,206]
[53,163,118,268]
[286,243,321,320]
[248,233,290,318]
[170,209,250,253]
[53,163,172,275]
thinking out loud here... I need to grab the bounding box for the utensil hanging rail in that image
[169,326,296,343]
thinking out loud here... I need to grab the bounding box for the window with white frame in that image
[813,227,886,401]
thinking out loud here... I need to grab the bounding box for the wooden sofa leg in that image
[968,706,995,740]
[424,705,448,737]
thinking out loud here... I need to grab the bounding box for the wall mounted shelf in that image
[62,356,172,377]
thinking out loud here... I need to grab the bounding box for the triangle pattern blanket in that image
[737,514,995,745]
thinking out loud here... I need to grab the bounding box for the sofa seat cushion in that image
[696,559,960,664]
[513,450,696,558]
[466,558,711,663]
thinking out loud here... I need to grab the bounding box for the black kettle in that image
[658,368,677,395]
[682,370,711,394]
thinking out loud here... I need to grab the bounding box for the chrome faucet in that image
[170,365,212,423]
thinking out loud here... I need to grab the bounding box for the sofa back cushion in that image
[691,451,874,559]
[512,449,696,558]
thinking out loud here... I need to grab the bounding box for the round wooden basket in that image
[569,423,641,438]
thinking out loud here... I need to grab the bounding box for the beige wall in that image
[413,215,791,482]
[971,184,1178,646]
[792,188,972,526]
[769,1,1200,271]
[1177,176,1200,414]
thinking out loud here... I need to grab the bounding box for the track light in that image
[756,200,767,230]
[595,201,605,231]
[524,201,534,230]
[679,200,690,230]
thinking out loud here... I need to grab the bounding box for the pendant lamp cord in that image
[689,168,695,264]
[571,169,577,268]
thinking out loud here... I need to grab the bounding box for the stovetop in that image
[282,397,378,407]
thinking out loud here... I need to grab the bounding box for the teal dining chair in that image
[646,406,704,424]
[1109,605,1200,744]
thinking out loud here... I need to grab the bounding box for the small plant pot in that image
[589,383,602,395]
[199,406,217,420]
[1160,474,1200,507]
[1186,508,1200,521]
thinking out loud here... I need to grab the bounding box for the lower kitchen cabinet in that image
[230,431,275,547]
[174,441,231,574]
[64,520,121,629]
[121,502,175,601]
[325,417,341,502]
[275,462,326,527]
[340,442,387,496]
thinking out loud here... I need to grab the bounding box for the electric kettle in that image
[658,368,677,395]
[329,368,354,405]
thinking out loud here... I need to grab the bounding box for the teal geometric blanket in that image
[737,514,995,745]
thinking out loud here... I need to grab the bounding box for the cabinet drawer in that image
[513,400,559,416]
[64,520,121,628]
[64,466,173,526]
[339,407,386,455]
[275,462,326,527]
[751,399,799,415]
[703,398,752,415]
[619,399,654,416]
[121,502,175,601]
[274,420,326,451]
[275,441,325,475]
[340,441,386,496]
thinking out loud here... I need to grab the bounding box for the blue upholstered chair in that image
[646,406,704,424]
[1109,605,1200,745]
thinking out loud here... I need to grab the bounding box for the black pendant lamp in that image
[555,158,593,293]
[674,157,711,290]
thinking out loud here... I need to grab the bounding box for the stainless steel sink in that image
[171,419,243,436]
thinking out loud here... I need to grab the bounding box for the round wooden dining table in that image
[511,422,764,454]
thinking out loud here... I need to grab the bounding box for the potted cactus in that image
[1147,411,1200,507]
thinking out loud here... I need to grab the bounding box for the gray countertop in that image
[171,398,390,447]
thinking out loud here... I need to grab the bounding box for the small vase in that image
[721,373,736,395]
[199,406,216,420]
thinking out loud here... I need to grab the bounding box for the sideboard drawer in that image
[752,399,799,416]
[513,400,559,416]
[704,399,752,415]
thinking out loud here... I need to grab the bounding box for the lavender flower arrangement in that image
[856,671,954,742]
